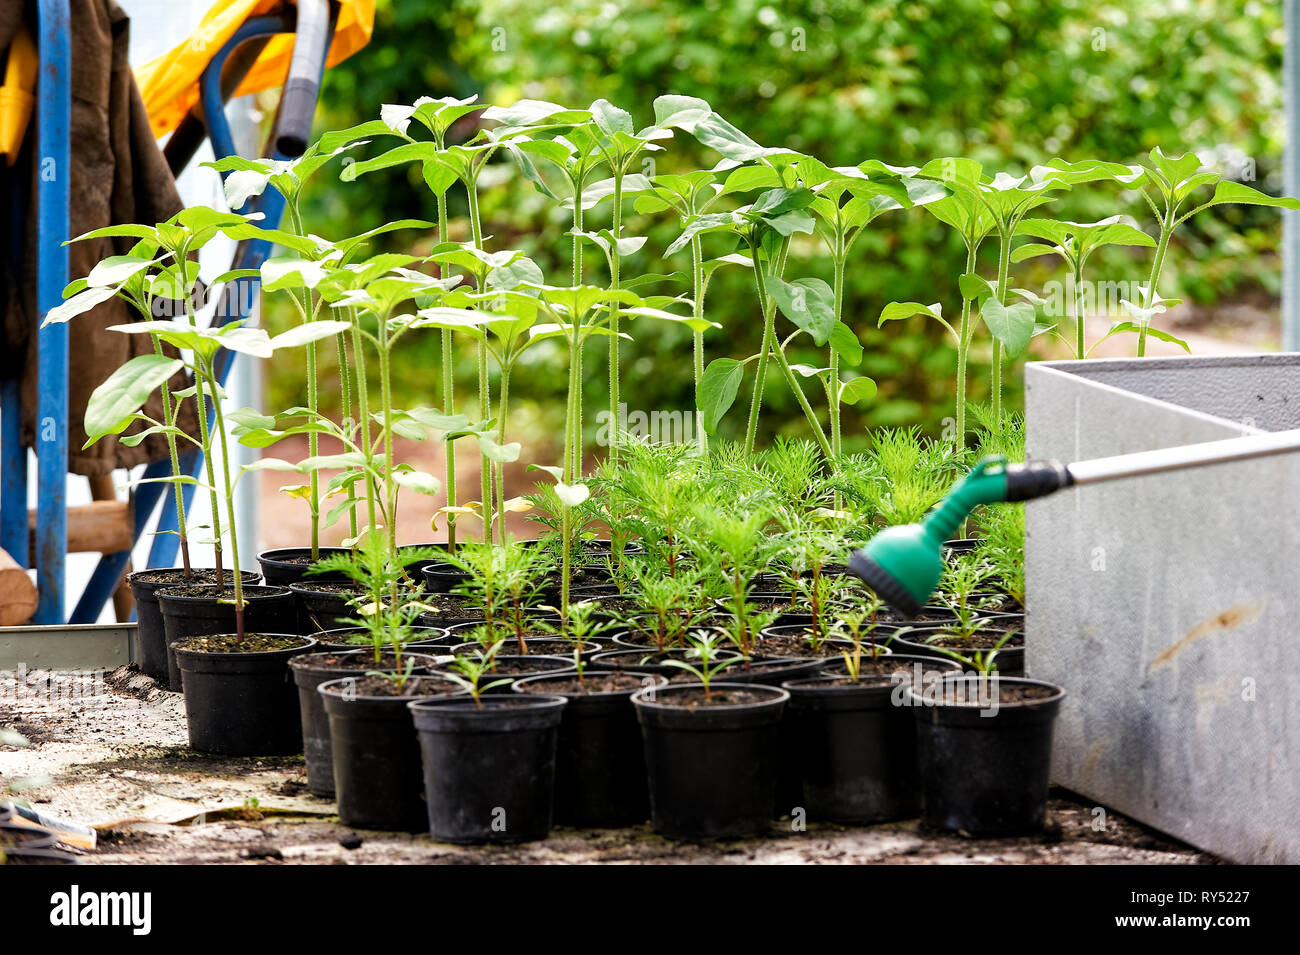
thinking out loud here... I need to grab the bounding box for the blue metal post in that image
[33,0,71,624]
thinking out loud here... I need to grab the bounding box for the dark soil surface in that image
[173,634,310,653]
[817,658,953,683]
[645,686,780,708]
[317,675,459,699]
[756,634,848,658]
[156,585,289,600]
[290,651,437,672]
[470,640,598,657]
[909,629,1026,650]
[132,569,260,585]
[474,656,571,677]
[929,681,1058,705]
[548,567,614,590]
[417,594,483,617]
[515,672,651,695]
[290,582,369,596]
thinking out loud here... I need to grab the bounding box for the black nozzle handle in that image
[274,0,332,157]
[1002,459,1073,502]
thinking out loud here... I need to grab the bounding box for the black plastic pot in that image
[417,605,488,630]
[290,651,441,797]
[632,682,789,840]
[127,568,260,682]
[289,582,369,635]
[398,542,450,580]
[908,674,1065,836]
[409,695,568,843]
[421,561,471,594]
[717,656,822,687]
[319,675,463,830]
[307,626,453,652]
[513,671,665,827]
[158,584,298,691]
[467,655,575,691]
[780,656,962,823]
[256,547,350,586]
[173,634,315,755]
[888,616,1026,676]
[589,647,744,679]
[569,583,623,600]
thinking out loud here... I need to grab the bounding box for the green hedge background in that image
[276,0,1287,448]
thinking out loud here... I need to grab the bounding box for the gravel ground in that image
[0,666,1219,865]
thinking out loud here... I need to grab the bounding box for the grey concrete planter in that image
[1025,354,1300,864]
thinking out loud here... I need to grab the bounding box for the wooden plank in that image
[27,500,132,554]
[0,547,38,627]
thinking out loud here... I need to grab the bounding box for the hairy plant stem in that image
[1137,209,1174,358]
[349,307,378,536]
[690,235,707,454]
[830,251,845,458]
[745,238,832,457]
[466,181,492,543]
[286,201,322,559]
[436,192,457,550]
[955,242,977,444]
[376,310,398,560]
[181,271,224,587]
[744,237,780,454]
[991,227,1013,424]
[1072,259,1085,359]
[495,368,511,546]
[147,327,191,578]
[607,172,623,462]
[560,190,588,620]
[201,353,245,640]
[335,330,358,541]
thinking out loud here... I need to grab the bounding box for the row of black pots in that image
[167,622,1062,842]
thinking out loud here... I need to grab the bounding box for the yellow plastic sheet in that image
[0,24,38,166]
[134,0,374,139]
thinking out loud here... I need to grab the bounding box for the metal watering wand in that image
[848,428,1300,615]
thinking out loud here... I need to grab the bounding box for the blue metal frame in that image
[33,0,71,624]
[3,7,331,624]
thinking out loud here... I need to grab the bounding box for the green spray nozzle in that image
[848,456,1072,615]
[850,428,1300,615]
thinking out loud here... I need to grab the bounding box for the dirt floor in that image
[0,665,1218,865]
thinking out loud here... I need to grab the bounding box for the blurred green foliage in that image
[277,0,1286,448]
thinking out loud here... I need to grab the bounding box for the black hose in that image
[273,0,331,157]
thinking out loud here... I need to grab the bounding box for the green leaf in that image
[829,322,863,365]
[86,255,161,288]
[981,299,1036,357]
[393,470,442,495]
[652,94,712,132]
[768,277,835,345]
[83,355,183,444]
[1203,180,1300,211]
[42,285,116,326]
[590,98,634,136]
[959,273,996,303]
[879,301,943,325]
[623,305,718,333]
[262,257,327,291]
[478,436,522,463]
[838,376,877,405]
[269,320,353,350]
[698,357,745,433]
[555,482,590,507]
